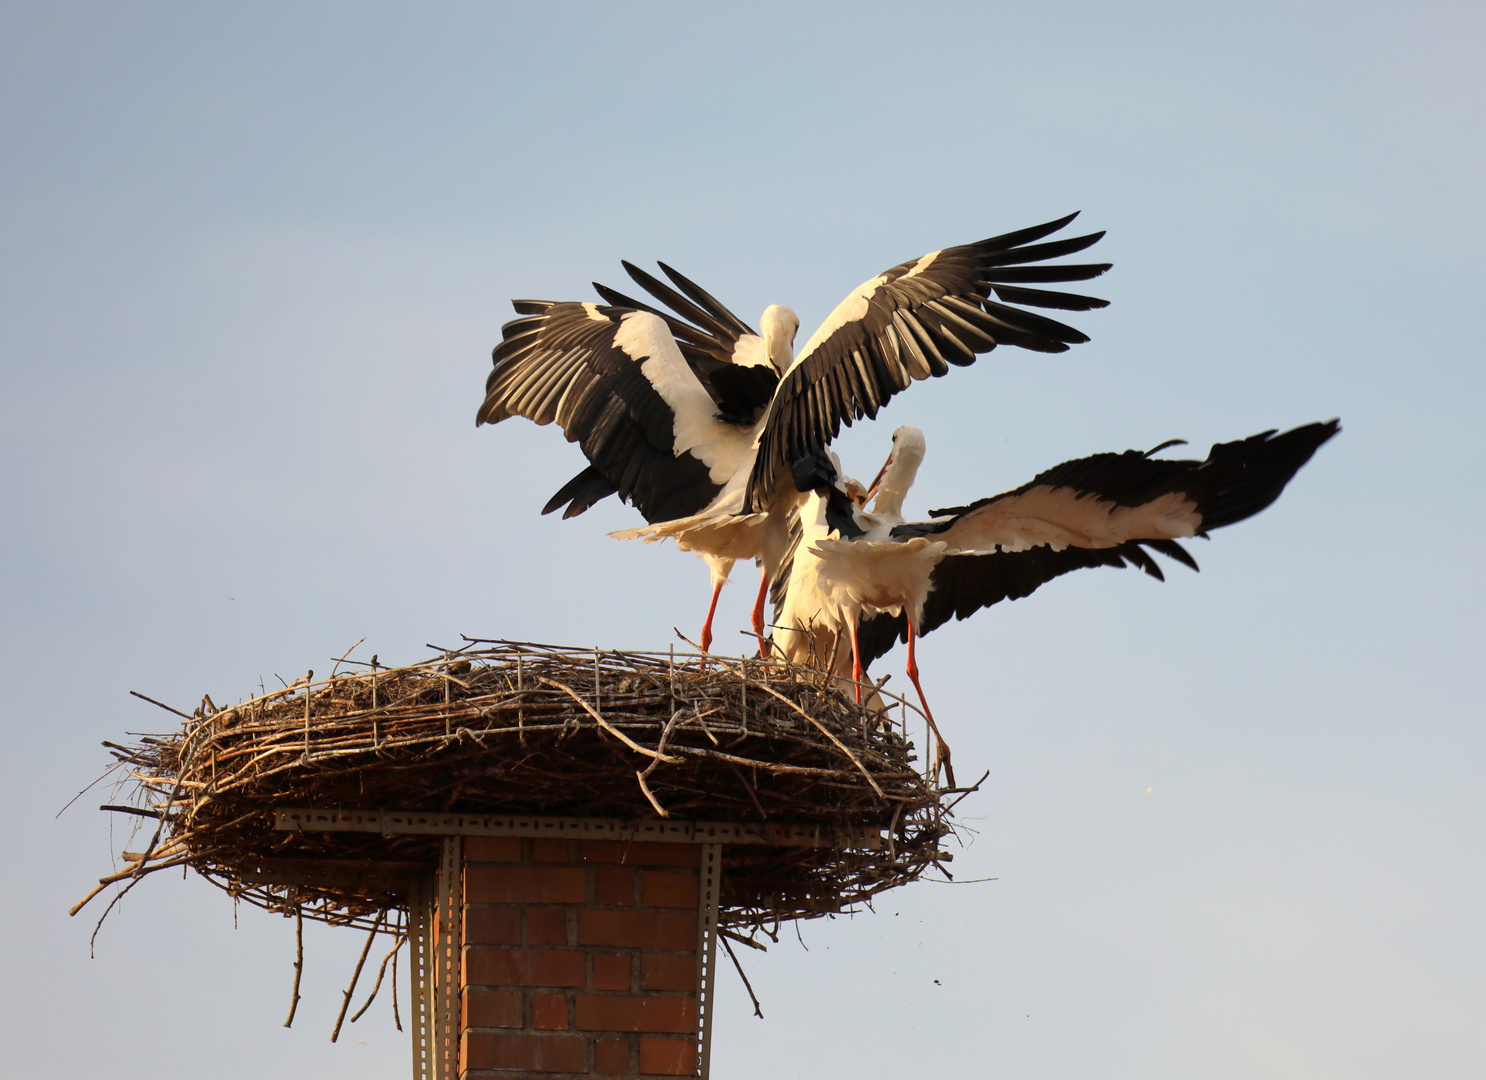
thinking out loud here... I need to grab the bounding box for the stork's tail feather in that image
[542,465,620,519]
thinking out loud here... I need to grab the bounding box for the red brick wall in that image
[461,836,703,1078]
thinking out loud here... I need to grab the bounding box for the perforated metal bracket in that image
[274,808,882,849]
[407,875,433,1080]
[434,837,461,1079]
[407,839,461,1080]
[696,842,721,1080]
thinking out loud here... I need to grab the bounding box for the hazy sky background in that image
[3,2,1483,1076]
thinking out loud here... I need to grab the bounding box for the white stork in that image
[772,420,1342,783]
[477,214,1112,654]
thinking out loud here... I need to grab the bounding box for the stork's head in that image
[867,425,927,517]
[760,305,799,372]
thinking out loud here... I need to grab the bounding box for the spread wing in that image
[477,303,735,523]
[856,420,1341,664]
[854,539,1196,666]
[745,212,1111,509]
[593,261,779,426]
[911,420,1342,552]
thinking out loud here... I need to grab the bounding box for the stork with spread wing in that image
[771,421,1341,783]
[478,213,1113,654]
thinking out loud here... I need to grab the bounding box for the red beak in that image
[866,452,893,502]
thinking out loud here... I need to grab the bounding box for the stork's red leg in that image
[847,616,865,707]
[750,568,771,660]
[699,579,725,656]
[905,616,955,787]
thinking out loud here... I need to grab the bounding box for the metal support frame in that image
[695,843,721,1080]
[407,875,433,1080]
[407,839,462,1080]
[274,808,881,849]
[434,836,461,1080]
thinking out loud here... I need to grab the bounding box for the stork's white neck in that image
[871,427,926,519]
[760,304,799,372]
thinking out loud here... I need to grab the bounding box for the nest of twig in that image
[77,640,963,941]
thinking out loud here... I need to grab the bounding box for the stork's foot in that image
[934,741,956,789]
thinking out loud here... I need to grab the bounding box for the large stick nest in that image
[80,641,965,940]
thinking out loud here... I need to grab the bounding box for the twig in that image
[390,920,402,1031]
[69,855,179,917]
[537,677,682,763]
[284,909,304,1028]
[720,927,768,952]
[74,715,206,919]
[750,681,885,798]
[128,690,192,720]
[85,875,142,956]
[330,638,366,679]
[331,913,382,1041]
[721,934,764,1018]
[942,770,989,814]
[641,707,690,779]
[635,770,669,818]
[302,670,314,762]
[727,762,768,820]
[56,761,126,818]
[350,932,405,1024]
[98,803,160,820]
[919,875,999,884]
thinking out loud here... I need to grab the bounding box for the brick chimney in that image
[457,835,712,1078]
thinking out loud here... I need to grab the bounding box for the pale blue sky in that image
[3,3,1483,1077]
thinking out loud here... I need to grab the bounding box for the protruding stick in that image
[350,933,405,1024]
[721,934,764,1018]
[635,769,670,818]
[390,917,403,1031]
[302,670,314,761]
[284,909,304,1028]
[331,915,382,1042]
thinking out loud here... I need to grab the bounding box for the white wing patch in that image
[788,249,942,374]
[790,273,889,373]
[901,250,941,279]
[613,312,753,484]
[729,334,770,368]
[939,487,1202,554]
